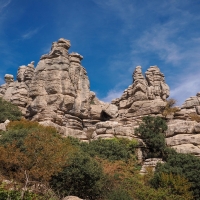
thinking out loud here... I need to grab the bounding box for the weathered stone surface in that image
[0,123,6,131]
[94,134,115,139]
[4,74,14,84]
[0,120,10,132]
[64,128,88,140]
[194,123,200,133]
[63,196,83,200]
[182,94,200,109]
[140,158,164,175]
[39,120,66,134]
[2,37,200,159]
[127,99,166,117]
[114,66,169,118]
[171,144,200,156]
[166,134,200,146]
[166,120,197,137]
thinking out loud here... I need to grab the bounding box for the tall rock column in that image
[68,52,90,118]
[28,38,91,128]
[28,38,73,123]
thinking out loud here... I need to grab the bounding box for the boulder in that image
[166,120,197,137]
[171,144,200,156]
[140,158,164,175]
[0,123,6,131]
[63,196,83,200]
[166,134,200,146]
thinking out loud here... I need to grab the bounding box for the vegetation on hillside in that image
[0,102,199,199]
[135,116,167,158]
[0,97,22,122]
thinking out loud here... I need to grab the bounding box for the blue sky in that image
[0,0,200,105]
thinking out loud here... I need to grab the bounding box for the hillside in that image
[0,38,200,199]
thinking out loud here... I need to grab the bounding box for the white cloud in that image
[170,71,200,105]
[101,89,123,102]
[22,28,40,39]
[134,23,183,65]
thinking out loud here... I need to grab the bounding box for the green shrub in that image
[0,98,22,122]
[0,119,57,149]
[0,121,73,184]
[0,183,40,200]
[151,151,200,199]
[80,138,137,161]
[135,116,167,158]
[105,188,133,200]
[50,152,105,200]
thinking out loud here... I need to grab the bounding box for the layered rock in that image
[2,38,200,159]
[0,38,119,139]
[112,66,169,120]
[140,158,164,175]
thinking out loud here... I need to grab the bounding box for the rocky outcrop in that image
[28,39,91,124]
[165,119,200,157]
[140,158,164,175]
[2,38,200,159]
[0,120,10,132]
[112,66,169,120]
[63,196,83,200]
[0,38,119,137]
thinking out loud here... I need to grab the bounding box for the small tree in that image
[151,152,200,200]
[135,116,167,158]
[80,138,137,161]
[0,121,74,190]
[0,98,22,122]
[162,98,179,118]
[50,152,105,200]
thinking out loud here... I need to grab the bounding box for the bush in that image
[101,156,192,200]
[135,116,167,158]
[0,119,57,149]
[50,152,105,200]
[0,98,22,122]
[151,151,200,199]
[80,138,137,161]
[0,183,41,200]
[162,98,179,118]
[189,113,200,122]
[105,188,133,200]
[0,121,74,184]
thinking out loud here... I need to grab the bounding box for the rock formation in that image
[0,38,118,140]
[1,38,200,157]
[112,65,169,119]
[164,92,200,157]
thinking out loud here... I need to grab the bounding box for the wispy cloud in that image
[134,27,182,65]
[170,71,200,105]
[96,0,200,105]
[101,89,123,102]
[0,0,11,13]
[22,28,40,39]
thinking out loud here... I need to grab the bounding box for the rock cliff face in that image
[1,38,200,157]
[0,38,118,139]
[112,66,169,119]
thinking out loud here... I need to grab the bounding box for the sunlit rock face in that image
[2,37,200,158]
[112,66,169,118]
[0,38,117,132]
[28,38,91,126]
